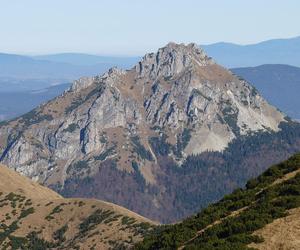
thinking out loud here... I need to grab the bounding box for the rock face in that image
[0,42,295,223]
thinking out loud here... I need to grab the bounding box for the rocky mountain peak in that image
[135,42,214,79]
[0,43,288,223]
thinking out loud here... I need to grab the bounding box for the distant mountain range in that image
[202,36,300,68]
[1,36,299,89]
[34,53,140,66]
[0,83,70,121]
[232,64,300,120]
[0,53,138,91]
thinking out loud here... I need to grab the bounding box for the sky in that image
[0,0,299,56]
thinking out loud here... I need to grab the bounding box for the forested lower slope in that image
[137,153,300,249]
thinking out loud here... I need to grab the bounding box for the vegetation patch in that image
[67,160,89,174]
[121,216,136,226]
[45,204,65,221]
[149,129,191,158]
[53,224,68,243]
[173,128,191,157]
[65,84,105,114]
[131,161,146,191]
[149,134,171,156]
[79,209,115,235]
[63,123,79,133]
[94,145,116,161]
[19,109,53,126]
[222,103,240,135]
[19,207,35,219]
[131,136,153,161]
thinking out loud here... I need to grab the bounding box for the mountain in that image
[232,64,300,120]
[1,42,300,223]
[0,83,71,121]
[0,53,98,80]
[202,36,300,68]
[137,153,300,249]
[34,53,140,66]
[0,53,137,91]
[0,163,154,249]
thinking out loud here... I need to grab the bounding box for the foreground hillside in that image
[0,164,154,249]
[137,153,300,249]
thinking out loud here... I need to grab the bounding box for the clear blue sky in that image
[1,0,299,55]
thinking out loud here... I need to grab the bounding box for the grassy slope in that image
[0,164,155,250]
[136,153,300,250]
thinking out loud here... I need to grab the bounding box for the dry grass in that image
[0,164,61,200]
[249,208,300,250]
[0,164,155,249]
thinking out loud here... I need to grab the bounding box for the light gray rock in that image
[0,42,285,184]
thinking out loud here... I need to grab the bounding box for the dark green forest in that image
[136,153,300,249]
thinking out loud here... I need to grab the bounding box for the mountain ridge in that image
[0,52,137,89]
[34,53,139,66]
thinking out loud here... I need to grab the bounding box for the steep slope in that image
[1,42,300,223]
[137,153,300,249]
[232,64,300,120]
[0,164,154,249]
[202,35,300,68]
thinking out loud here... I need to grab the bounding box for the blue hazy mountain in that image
[202,36,300,68]
[0,53,102,79]
[0,53,138,90]
[232,64,300,120]
[34,53,140,66]
[0,83,71,121]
